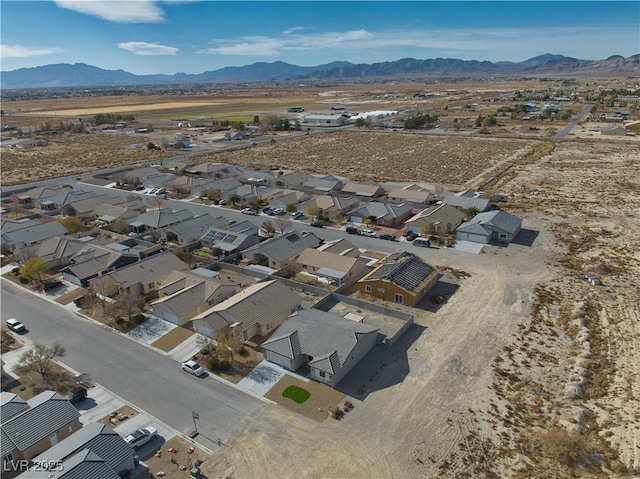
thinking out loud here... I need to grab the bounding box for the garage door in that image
[152,307,179,325]
[264,350,292,369]
[194,322,214,338]
[465,233,489,244]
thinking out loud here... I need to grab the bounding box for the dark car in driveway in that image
[43,279,63,293]
[378,234,398,241]
[310,222,324,228]
[67,386,87,403]
[405,231,419,242]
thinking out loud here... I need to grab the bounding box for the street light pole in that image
[190,411,199,438]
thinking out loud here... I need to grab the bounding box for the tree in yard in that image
[106,290,145,323]
[253,115,260,125]
[210,246,223,258]
[18,342,66,388]
[293,119,301,131]
[206,189,221,202]
[196,334,216,356]
[285,203,297,213]
[363,218,372,228]
[465,207,480,219]
[332,210,344,224]
[305,205,321,220]
[355,117,366,128]
[21,256,48,285]
[228,194,241,207]
[217,329,242,363]
[149,195,164,210]
[483,115,497,127]
[420,223,435,238]
[262,220,276,238]
[112,217,130,235]
[275,217,288,234]
[58,216,86,234]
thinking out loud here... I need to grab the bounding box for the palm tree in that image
[465,207,480,220]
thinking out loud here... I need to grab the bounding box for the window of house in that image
[395,293,404,304]
[365,285,372,292]
[148,283,154,289]
[266,323,272,331]
[319,371,326,378]
[499,233,508,239]
[3,452,14,463]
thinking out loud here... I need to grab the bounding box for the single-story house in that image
[166,214,229,244]
[316,238,360,258]
[404,203,466,235]
[61,245,139,287]
[9,186,73,207]
[191,177,243,199]
[19,449,120,479]
[303,177,344,192]
[261,309,379,387]
[90,250,188,298]
[443,193,491,213]
[193,279,302,341]
[1,391,82,464]
[358,252,438,306]
[1,220,69,254]
[127,208,194,234]
[340,182,385,198]
[35,190,97,212]
[386,187,434,205]
[274,171,312,189]
[32,422,136,477]
[152,271,237,325]
[266,189,311,210]
[242,231,322,270]
[61,194,128,222]
[349,201,413,227]
[297,195,360,219]
[456,210,522,244]
[14,235,100,271]
[294,248,369,286]
[200,222,259,255]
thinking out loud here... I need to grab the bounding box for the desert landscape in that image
[2,79,639,478]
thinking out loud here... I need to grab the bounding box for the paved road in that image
[553,105,592,139]
[0,280,267,450]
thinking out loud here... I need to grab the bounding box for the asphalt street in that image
[0,280,267,450]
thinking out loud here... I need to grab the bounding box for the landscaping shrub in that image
[207,358,231,372]
[200,347,210,356]
[12,267,20,275]
[239,345,249,357]
[282,385,311,404]
[133,313,146,324]
[19,276,29,284]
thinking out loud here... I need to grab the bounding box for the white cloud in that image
[54,0,165,23]
[283,26,304,35]
[0,44,63,58]
[118,41,178,55]
[200,38,283,56]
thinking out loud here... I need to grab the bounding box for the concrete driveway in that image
[125,316,176,344]
[237,360,309,396]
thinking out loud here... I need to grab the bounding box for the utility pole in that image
[190,411,199,438]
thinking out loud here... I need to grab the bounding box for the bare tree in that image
[262,220,276,237]
[196,334,215,355]
[217,329,242,363]
[106,289,144,322]
[275,217,289,234]
[18,342,66,388]
[112,217,130,235]
[149,195,164,210]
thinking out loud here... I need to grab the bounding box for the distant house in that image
[1,219,69,254]
[152,270,237,325]
[358,252,438,306]
[340,182,385,198]
[295,248,369,286]
[199,221,259,254]
[404,203,466,235]
[316,238,360,258]
[349,201,413,227]
[261,309,379,387]
[456,210,522,244]
[10,186,73,208]
[274,171,312,189]
[297,195,360,219]
[14,235,100,271]
[442,192,491,213]
[224,129,249,141]
[242,231,322,270]
[193,279,302,341]
[303,177,344,192]
[36,190,98,212]
[32,422,136,478]
[1,391,82,464]
[127,208,194,234]
[61,194,128,222]
[600,125,629,136]
[191,177,243,198]
[61,245,140,287]
[266,189,310,210]
[90,250,188,298]
[166,214,229,244]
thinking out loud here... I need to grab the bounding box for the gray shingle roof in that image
[443,194,491,211]
[168,214,229,242]
[244,231,321,263]
[1,221,69,247]
[262,309,378,374]
[1,392,30,421]
[128,208,193,229]
[1,391,79,454]
[20,449,120,479]
[34,422,134,473]
[101,251,188,291]
[457,210,522,235]
[366,252,437,294]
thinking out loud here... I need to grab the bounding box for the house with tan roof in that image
[61,194,129,222]
[14,235,100,271]
[386,186,434,205]
[349,201,413,227]
[151,270,237,325]
[193,279,302,341]
[358,252,438,306]
[341,182,385,198]
[266,189,311,210]
[261,309,379,387]
[316,238,360,258]
[242,230,322,269]
[297,195,360,219]
[295,248,369,286]
[404,203,466,235]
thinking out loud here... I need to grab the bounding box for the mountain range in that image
[1,54,638,89]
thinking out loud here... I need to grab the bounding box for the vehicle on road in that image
[378,234,398,241]
[125,426,158,449]
[291,211,303,219]
[6,318,26,334]
[405,231,419,242]
[241,208,257,215]
[43,279,63,293]
[182,360,206,377]
[361,229,376,237]
[310,222,324,228]
[67,386,87,403]
[412,238,431,247]
[346,226,360,235]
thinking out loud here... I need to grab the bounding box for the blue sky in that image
[1,1,638,74]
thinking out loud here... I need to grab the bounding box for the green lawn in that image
[282,385,311,404]
[193,250,209,257]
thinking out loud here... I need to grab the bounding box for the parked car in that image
[310,222,324,228]
[412,238,431,247]
[291,211,303,219]
[148,188,157,195]
[6,318,26,334]
[272,208,285,215]
[125,426,158,449]
[361,229,376,237]
[378,234,398,241]
[346,226,360,235]
[155,188,166,195]
[182,360,206,377]
[67,386,87,404]
[218,199,228,205]
[405,231,419,242]
[43,279,63,293]
[134,186,146,191]
[241,208,257,215]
